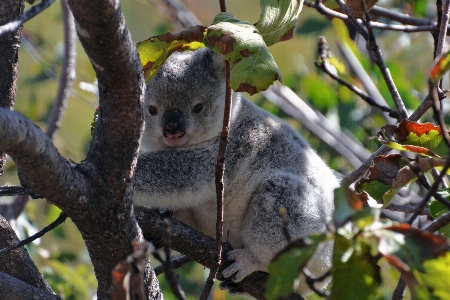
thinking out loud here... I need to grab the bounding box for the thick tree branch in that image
[0,109,88,205]
[0,272,61,300]
[65,1,158,299]
[68,0,144,180]
[0,215,54,294]
[0,0,24,229]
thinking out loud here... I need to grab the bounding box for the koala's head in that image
[141,48,226,151]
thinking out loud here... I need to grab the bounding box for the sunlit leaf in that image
[430,49,450,84]
[378,120,449,158]
[206,13,281,95]
[136,25,206,83]
[266,234,326,300]
[255,0,303,46]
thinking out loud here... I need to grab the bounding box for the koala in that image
[133,48,339,295]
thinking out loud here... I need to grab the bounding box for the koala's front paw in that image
[220,249,264,283]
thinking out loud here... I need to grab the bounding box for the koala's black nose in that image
[162,110,186,139]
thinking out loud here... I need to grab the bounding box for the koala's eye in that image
[148,105,158,116]
[192,103,203,113]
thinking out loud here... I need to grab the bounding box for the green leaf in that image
[266,234,326,300]
[419,252,450,299]
[206,13,281,95]
[255,0,303,46]
[330,233,381,300]
[428,190,450,237]
[136,25,206,83]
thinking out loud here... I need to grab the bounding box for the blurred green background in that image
[1,0,440,298]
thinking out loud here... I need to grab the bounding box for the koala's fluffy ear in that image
[195,48,226,79]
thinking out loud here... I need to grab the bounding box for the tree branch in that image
[0,215,54,294]
[0,272,61,300]
[0,0,55,36]
[0,109,88,206]
[45,0,76,140]
[0,0,24,183]
[263,85,371,168]
[136,207,305,300]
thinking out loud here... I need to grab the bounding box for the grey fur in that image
[134,48,339,295]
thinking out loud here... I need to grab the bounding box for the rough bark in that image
[0,0,24,181]
[0,272,61,300]
[0,0,161,298]
[0,215,54,294]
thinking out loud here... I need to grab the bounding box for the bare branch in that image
[0,0,55,37]
[0,215,54,293]
[336,41,394,124]
[370,6,435,26]
[316,36,400,120]
[0,109,88,206]
[69,0,144,192]
[153,255,192,276]
[161,0,201,29]
[200,36,231,300]
[264,85,371,168]
[162,219,186,300]
[45,0,76,140]
[305,2,436,32]
[0,212,68,255]
[385,203,431,216]
[0,272,61,300]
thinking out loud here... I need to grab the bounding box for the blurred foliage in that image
[2,0,449,299]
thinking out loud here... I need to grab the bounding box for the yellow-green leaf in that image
[430,50,450,84]
[379,120,449,158]
[136,25,206,83]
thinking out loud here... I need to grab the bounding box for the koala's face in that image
[141,49,226,152]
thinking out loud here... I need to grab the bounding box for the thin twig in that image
[384,203,431,216]
[264,85,370,168]
[153,255,192,276]
[370,6,436,26]
[0,212,68,254]
[361,3,409,119]
[305,2,439,33]
[0,0,56,36]
[392,277,407,300]
[424,210,450,232]
[316,36,400,120]
[161,0,201,30]
[406,157,450,225]
[162,219,186,300]
[303,268,330,298]
[45,0,76,139]
[0,185,28,197]
[200,1,230,296]
[406,156,450,210]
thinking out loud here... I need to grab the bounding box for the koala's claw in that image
[221,249,264,283]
